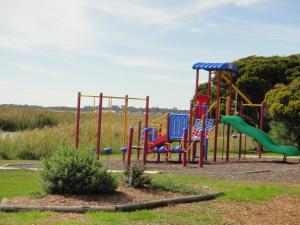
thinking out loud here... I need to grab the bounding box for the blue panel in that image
[169,114,189,140]
[171,146,181,153]
[120,146,128,152]
[147,128,158,141]
[158,146,165,153]
[192,62,238,73]
[103,147,112,154]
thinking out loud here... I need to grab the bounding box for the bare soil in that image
[6,186,187,207]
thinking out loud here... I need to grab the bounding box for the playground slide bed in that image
[5,186,189,208]
[105,157,300,184]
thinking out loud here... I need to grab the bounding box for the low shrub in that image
[41,146,117,195]
[124,162,151,188]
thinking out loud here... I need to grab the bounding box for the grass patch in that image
[154,173,300,201]
[0,211,51,225]
[0,170,41,201]
[87,208,219,225]
[1,169,300,224]
[151,177,202,195]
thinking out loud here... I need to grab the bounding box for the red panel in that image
[149,134,168,148]
[195,94,208,118]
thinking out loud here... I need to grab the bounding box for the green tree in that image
[197,54,300,128]
[265,77,300,146]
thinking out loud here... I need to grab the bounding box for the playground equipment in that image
[141,113,189,167]
[75,61,299,169]
[75,92,149,160]
[221,116,300,156]
[191,62,299,167]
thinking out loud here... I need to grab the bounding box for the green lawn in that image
[0,168,299,225]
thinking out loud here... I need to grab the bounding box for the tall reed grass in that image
[0,106,74,131]
[0,107,152,160]
[0,107,257,160]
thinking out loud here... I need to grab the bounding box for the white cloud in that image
[0,0,93,51]
[86,0,268,28]
[145,74,194,86]
[84,50,181,70]
[221,17,300,44]
[8,63,60,77]
[0,0,270,54]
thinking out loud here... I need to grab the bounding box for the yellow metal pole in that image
[81,94,146,101]
[220,73,253,105]
[235,92,238,116]
[123,95,129,147]
[92,97,96,139]
[242,104,262,107]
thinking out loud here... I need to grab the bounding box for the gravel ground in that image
[104,156,300,185]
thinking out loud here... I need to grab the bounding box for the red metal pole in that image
[205,71,212,159]
[258,102,264,159]
[213,71,221,161]
[158,124,162,137]
[166,112,170,141]
[137,120,141,160]
[188,101,193,163]
[96,93,103,160]
[195,69,199,96]
[142,128,149,166]
[75,92,81,148]
[238,103,244,160]
[182,128,187,167]
[126,127,134,167]
[199,114,206,168]
[207,71,211,102]
[226,72,233,161]
[145,96,149,128]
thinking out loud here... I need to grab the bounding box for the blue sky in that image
[0,0,299,109]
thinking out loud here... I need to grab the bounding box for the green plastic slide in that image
[220,115,300,156]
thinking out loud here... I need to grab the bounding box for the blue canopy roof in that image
[192,62,238,73]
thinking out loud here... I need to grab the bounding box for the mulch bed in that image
[6,186,187,207]
[213,194,300,225]
[154,194,300,225]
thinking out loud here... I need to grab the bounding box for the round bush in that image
[41,146,117,195]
